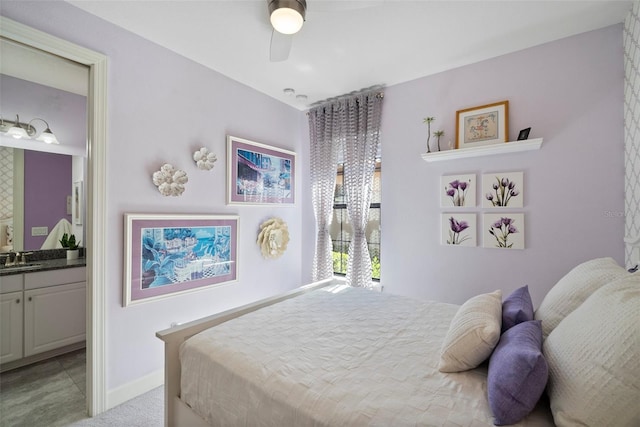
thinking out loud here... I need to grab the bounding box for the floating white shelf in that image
[421,138,543,162]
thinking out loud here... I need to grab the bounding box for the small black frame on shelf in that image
[517,127,531,141]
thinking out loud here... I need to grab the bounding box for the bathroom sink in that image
[0,263,42,273]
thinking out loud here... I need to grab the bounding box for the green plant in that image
[332,251,381,280]
[59,233,80,250]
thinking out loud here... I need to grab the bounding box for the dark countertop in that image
[0,257,86,276]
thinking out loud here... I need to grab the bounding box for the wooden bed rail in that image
[156,278,337,427]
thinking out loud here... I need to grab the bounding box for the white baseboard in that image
[106,368,164,409]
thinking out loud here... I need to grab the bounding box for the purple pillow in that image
[502,285,534,332]
[488,320,548,425]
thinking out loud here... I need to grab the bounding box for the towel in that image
[41,218,73,249]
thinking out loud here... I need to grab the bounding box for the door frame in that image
[0,16,108,416]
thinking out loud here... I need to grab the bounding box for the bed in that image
[157,258,639,427]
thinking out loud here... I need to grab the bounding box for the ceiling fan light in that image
[271,8,304,34]
[269,0,306,35]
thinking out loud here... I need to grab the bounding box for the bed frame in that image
[155,278,337,427]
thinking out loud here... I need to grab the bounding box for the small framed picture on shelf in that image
[517,127,531,140]
[456,100,509,149]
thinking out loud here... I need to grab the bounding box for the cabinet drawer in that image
[24,267,86,290]
[0,274,23,294]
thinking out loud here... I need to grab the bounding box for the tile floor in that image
[0,349,88,427]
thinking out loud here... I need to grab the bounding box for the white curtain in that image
[308,88,384,286]
[343,92,384,287]
[309,103,341,281]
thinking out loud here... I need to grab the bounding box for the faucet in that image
[18,252,32,265]
[2,251,16,267]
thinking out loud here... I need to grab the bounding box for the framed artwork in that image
[124,213,239,306]
[482,171,523,208]
[442,213,477,246]
[72,181,83,225]
[483,213,525,249]
[456,100,509,149]
[517,127,531,140]
[227,135,295,205]
[441,174,476,207]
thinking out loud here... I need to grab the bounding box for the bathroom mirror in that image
[0,37,88,253]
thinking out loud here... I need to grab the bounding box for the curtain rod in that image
[306,85,385,114]
[306,85,384,116]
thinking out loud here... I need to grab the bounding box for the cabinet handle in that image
[16,298,20,304]
[28,296,32,302]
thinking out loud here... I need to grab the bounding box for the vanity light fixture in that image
[4,115,31,139]
[31,118,59,144]
[0,115,60,144]
[268,0,306,35]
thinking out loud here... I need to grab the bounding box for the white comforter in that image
[180,285,554,426]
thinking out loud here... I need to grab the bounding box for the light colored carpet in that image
[66,386,163,427]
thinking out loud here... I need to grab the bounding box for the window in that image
[330,160,381,280]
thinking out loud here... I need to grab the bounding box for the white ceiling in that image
[66,0,632,110]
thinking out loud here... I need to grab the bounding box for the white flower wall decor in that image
[152,163,188,196]
[193,147,217,170]
[257,217,290,259]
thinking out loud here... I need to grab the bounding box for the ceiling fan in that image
[268,0,307,62]
[267,0,384,62]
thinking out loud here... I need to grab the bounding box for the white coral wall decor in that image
[257,217,290,259]
[193,147,217,170]
[152,163,188,196]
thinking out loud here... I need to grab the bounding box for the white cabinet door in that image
[24,282,86,357]
[0,291,24,364]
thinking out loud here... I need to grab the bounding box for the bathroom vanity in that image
[0,260,86,372]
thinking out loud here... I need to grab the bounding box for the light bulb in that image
[270,8,304,34]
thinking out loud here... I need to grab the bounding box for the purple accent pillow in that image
[502,285,534,332]
[488,320,548,426]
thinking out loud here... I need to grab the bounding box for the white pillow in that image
[535,257,627,339]
[543,273,640,426]
[438,290,502,373]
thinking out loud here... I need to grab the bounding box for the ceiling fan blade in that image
[270,30,293,62]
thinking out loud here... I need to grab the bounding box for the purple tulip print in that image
[485,175,521,207]
[488,217,519,248]
[441,174,476,208]
[445,179,470,206]
[447,216,471,245]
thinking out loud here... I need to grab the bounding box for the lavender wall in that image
[1,0,626,400]
[1,0,303,392]
[23,150,71,249]
[372,25,625,307]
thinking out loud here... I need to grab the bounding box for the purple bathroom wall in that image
[23,150,72,250]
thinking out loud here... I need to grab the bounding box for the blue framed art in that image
[124,213,239,306]
[227,135,296,205]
